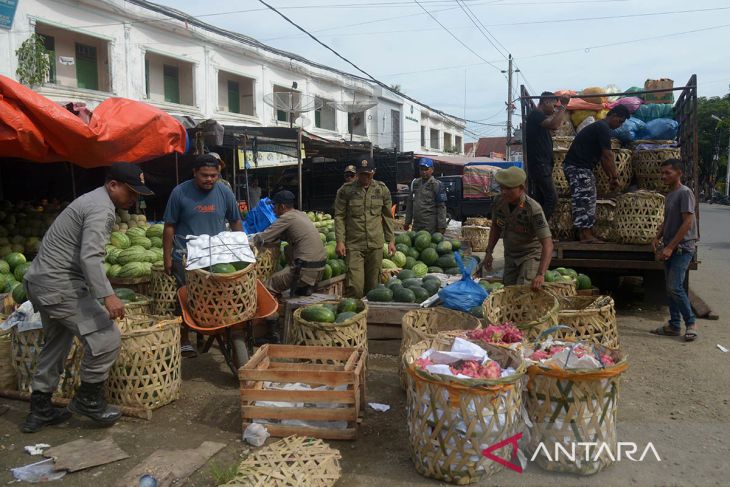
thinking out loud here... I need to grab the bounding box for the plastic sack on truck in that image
[611,117,647,143]
[438,253,488,312]
[604,84,621,102]
[579,87,608,104]
[571,110,596,128]
[576,116,596,134]
[623,86,644,99]
[644,118,679,141]
[609,96,643,114]
[244,197,277,234]
[633,104,674,123]
[595,109,609,120]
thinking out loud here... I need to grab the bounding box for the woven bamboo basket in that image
[393,217,406,232]
[557,296,619,349]
[10,328,82,398]
[0,329,17,390]
[379,267,402,284]
[614,191,665,244]
[108,277,151,296]
[594,149,633,197]
[150,265,178,316]
[290,300,368,352]
[464,217,491,227]
[399,308,482,389]
[255,247,279,282]
[548,198,573,240]
[633,147,679,193]
[185,263,257,327]
[543,280,577,298]
[483,286,559,341]
[552,150,570,197]
[552,136,574,151]
[106,317,181,411]
[526,346,627,475]
[553,117,575,138]
[461,226,489,252]
[593,199,617,242]
[223,435,341,487]
[404,335,525,484]
[123,294,152,316]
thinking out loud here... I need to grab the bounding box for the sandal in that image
[650,325,681,337]
[181,343,198,358]
[684,325,698,342]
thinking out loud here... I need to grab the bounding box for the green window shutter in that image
[144,59,150,98]
[163,64,179,104]
[277,109,287,122]
[228,80,240,113]
[315,108,321,128]
[75,43,98,90]
[42,35,56,83]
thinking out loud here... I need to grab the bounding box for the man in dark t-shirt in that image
[563,105,629,242]
[525,91,569,221]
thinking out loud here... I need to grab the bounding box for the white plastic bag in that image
[243,423,270,447]
[185,231,256,271]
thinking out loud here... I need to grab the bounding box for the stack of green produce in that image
[299,297,364,323]
[277,212,346,282]
[0,251,31,304]
[104,212,163,279]
[366,273,443,304]
[382,230,477,277]
[545,267,592,290]
[0,200,64,256]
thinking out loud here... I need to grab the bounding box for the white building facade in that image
[0,0,464,154]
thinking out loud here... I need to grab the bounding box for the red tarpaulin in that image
[0,75,187,167]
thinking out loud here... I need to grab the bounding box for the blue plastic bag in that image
[244,197,277,234]
[438,252,488,312]
[610,117,647,143]
[644,118,678,141]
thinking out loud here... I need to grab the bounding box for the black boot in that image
[67,381,121,426]
[22,391,72,433]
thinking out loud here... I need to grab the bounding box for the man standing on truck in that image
[484,167,553,291]
[334,156,396,298]
[404,158,447,234]
[525,92,570,221]
[563,105,629,243]
[650,159,699,342]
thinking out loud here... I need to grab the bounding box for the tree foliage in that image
[15,34,51,87]
[697,93,730,187]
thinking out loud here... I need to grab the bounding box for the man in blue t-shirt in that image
[163,154,243,356]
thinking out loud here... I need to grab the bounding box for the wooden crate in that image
[314,275,345,297]
[239,344,366,440]
[363,300,422,325]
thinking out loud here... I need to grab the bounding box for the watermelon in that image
[4,252,26,271]
[381,259,398,269]
[544,270,558,283]
[149,236,163,248]
[211,263,237,274]
[301,305,336,323]
[414,233,431,252]
[231,261,251,271]
[395,233,412,246]
[320,233,327,244]
[387,278,402,288]
[114,288,138,301]
[445,267,461,275]
[395,243,410,254]
[13,262,31,282]
[338,298,359,313]
[451,240,461,250]
[3,277,17,293]
[110,232,131,249]
[0,260,9,274]
[335,259,346,275]
[392,251,407,268]
[398,269,416,281]
[404,256,416,270]
[469,306,484,318]
[411,286,430,302]
[335,311,357,323]
[325,243,337,260]
[0,246,11,258]
[107,264,122,278]
[11,282,26,304]
[576,273,592,290]
[322,264,333,280]
[412,262,428,278]
[422,274,441,283]
[145,224,164,239]
[402,278,423,288]
[405,247,420,260]
[422,279,441,296]
[436,241,453,255]
[427,266,444,274]
[117,262,148,278]
[407,230,417,241]
[431,232,444,244]
[419,248,439,266]
[130,236,152,250]
[367,286,393,302]
[436,253,456,270]
[116,246,146,265]
[393,287,416,303]
[0,273,11,291]
[126,227,147,239]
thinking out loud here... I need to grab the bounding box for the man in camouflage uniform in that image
[404,157,447,234]
[484,167,553,291]
[334,156,396,298]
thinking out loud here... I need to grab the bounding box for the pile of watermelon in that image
[104,211,163,279]
[276,213,346,282]
[545,267,592,290]
[367,272,442,304]
[382,230,477,277]
[0,251,31,304]
[0,200,64,257]
[299,297,363,324]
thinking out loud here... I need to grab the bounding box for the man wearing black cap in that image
[343,165,356,184]
[334,155,396,298]
[163,154,243,356]
[252,190,327,295]
[22,163,154,433]
[404,157,447,234]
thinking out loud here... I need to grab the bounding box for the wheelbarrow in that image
[177,280,278,376]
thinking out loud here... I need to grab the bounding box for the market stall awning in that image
[0,75,187,167]
[414,154,504,167]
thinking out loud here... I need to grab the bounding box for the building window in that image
[144,52,194,106]
[444,132,453,152]
[421,126,426,147]
[273,85,300,124]
[430,128,440,150]
[348,111,367,136]
[75,43,98,90]
[218,71,255,115]
[455,135,462,153]
[314,96,336,131]
[41,35,56,83]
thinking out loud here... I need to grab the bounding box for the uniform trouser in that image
[267,266,324,294]
[564,165,597,229]
[345,247,383,298]
[503,253,541,286]
[528,172,557,222]
[25,282,121,393]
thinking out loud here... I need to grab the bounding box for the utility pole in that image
[506,54,513,161]
[726,130,730,197]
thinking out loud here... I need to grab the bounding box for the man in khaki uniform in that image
[485,167,553,291]
[252,190,327,295]
[334,156,396,298]
[404,157,447,234]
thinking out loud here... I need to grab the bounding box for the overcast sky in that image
[151,0,730,141]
